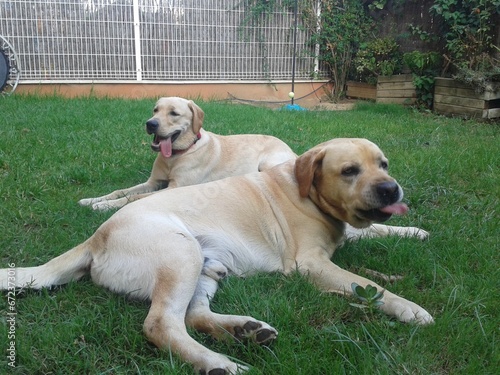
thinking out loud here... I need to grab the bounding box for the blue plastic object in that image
[281,104,307,111]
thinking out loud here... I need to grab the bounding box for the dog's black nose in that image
[146,119,159,134]
[376,181,400,205]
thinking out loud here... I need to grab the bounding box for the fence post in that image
[133,0,142,81]
[313,0,321,76]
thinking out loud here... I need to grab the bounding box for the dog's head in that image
[295,138,408,228]
[146,97,204,158]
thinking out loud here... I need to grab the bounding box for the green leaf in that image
[352,282,367,299]
[373,290,385,301]
[365,285,378,298]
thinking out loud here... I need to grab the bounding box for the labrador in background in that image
[1,138,433,375]
[78,96,297,211]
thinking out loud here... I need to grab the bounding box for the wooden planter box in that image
[434,77,500,119]
[346,81,376,100]
[376,74,416,104]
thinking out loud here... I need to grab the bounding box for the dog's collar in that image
[172,132,202,155]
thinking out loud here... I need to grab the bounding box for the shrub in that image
[403,51,442,109]
[305,0,373,100]
[430,0,500,89]
[353,37,403,85]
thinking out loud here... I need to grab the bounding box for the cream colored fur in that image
[1,138,432,374]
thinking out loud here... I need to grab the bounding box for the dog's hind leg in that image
[143,252,246,374]
[185,261,278,345]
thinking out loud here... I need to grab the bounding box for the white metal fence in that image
[0,0,324,82]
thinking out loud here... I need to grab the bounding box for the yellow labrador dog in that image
[78,96,297,211]
[1,138,433,374]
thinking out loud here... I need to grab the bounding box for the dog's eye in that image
[380,161,388,170]
[341,166,359,177]
[170,111,180,116]
[153,107,158,113]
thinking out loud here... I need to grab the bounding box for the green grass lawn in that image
[0,95,498,374]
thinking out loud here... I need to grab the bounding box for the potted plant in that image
[430,0,500,118]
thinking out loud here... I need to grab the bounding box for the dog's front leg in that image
[79,180,164,211]
[344,223,429,241]
[295,250,434,325]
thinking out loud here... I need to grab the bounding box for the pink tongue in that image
[379,202,408,215]
[159,137,173,158]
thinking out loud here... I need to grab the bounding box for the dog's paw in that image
[406,227,430,240]
[203,258,228,281]
[78,198,94,206]
[233,320,278,345]
[387,298,434,325]
[416,229,430,240]
[407,308,434,325]
[91,201,115,211]
[198,362,248,375]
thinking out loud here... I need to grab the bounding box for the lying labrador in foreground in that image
[1,138,433,374]
[78,96,297,211]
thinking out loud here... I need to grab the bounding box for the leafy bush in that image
[304,0,373,100]
[353,37,403,85]
[430,0,500,88]
[403,51,442,109]
[403,51,442,77]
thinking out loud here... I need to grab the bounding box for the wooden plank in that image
[434,77,470,89]
[434,85,480,99]
[435,77,499,93]
[346,87,377,99]
[377,97,416,104]
[378,74,414,83]
[377,89,417,98]
[434,77,500,117]
[433,94,484,110]
[346,81,376,100]
[377,81,415,90]
[435,77,500,100]
[434,102,483,117]
[483,90,500,101]
[346,81,374,88]
[485,108,500,119]
[376,75,416,105]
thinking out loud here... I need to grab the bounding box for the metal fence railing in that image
[0,0,325,82]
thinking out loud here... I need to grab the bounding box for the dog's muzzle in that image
[356,181,408,222]
[148,125,182,158]
[146,119,159,135]
[376,181,402,206]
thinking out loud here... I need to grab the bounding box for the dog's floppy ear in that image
[188,100,205,134]
[295,148,326,198]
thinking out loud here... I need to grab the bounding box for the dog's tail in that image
[0,242,92,290]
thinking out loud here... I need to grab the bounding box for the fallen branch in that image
[361,268,404,283]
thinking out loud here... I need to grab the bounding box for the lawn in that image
[0,95,498,374]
